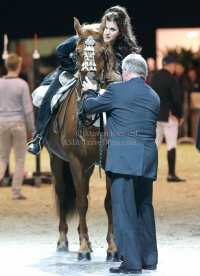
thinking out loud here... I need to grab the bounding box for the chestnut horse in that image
[46,18,118,261]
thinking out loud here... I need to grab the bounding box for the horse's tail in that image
[55,161,77,218]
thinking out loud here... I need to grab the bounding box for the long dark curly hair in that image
[102,6,141,57]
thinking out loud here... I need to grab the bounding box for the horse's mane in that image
[77,23,116,73]
[80,23,103,38]
[104,41,116,72]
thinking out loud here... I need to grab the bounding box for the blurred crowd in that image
[146,56,200,138]
[147,57,200,95]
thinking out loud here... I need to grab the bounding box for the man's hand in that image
[105,70,122,83]
[82,77,97,91]
[178,118,184,126]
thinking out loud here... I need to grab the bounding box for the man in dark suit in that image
[82,54,160,274]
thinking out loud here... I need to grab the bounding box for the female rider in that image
[27,5,141,155]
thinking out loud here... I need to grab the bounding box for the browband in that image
[79,39,103,43]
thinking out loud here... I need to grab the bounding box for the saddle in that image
[51,71,78,111]
[31,71,78,111]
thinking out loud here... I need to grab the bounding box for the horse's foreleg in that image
[56,183,69,251]
[50,154,75,251]
[105,175,119,261]
[84,165,95,252]
[70,157,93,260]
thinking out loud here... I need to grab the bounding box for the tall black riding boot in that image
[27,68,63,155]
[167,148,185,182]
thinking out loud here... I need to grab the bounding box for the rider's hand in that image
[82,77,97,91]
[105,70,122,83]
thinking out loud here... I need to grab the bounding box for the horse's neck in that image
[77,81,82,90]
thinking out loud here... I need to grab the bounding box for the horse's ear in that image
[74,17,82,35]
[100,17,106,31]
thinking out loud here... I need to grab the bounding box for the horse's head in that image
[74,17,116,89]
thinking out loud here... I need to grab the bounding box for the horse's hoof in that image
[77,252,91,261]
[88,242,93,252]
[57,241,69,251]
[106,252,120,262]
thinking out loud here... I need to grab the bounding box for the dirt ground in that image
[0,143,200,276]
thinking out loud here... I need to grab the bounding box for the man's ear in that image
[74,17,82,36]
[124,67,128,77]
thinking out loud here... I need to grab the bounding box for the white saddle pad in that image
[31,74,107,127]
[32,85,49,107]
[50,77,77,112]
[31,71,77,111]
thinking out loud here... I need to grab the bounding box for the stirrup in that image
[27,134,43,154]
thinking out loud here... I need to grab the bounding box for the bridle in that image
[54,35,108,136]
[74,36,107,89]
[75,35,107,177]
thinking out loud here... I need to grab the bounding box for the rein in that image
[76,35,106,177]
[53,83,77,134]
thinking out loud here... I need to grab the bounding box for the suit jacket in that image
[56,35,78,74]
[82,77,160,180]
[150,69,182,121]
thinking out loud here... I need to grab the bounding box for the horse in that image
[46,17,118,261]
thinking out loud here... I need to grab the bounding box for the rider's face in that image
[104,20,120,45]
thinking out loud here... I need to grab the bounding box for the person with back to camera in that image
[27,5,141,155]
[150,55,185,182]
[0,54,35,199]
[187,67,200,93]
[81,54,160,274]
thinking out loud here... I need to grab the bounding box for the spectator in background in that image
[187,68,200,93]
[146,57,156,84]
[150,55,185,182]
[175,61,189,103]
[0,54,35,199]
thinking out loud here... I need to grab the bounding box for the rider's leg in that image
[27,68,63,155]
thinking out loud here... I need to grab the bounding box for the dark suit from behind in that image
[82,77,160,270]
[83,78,160,180]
